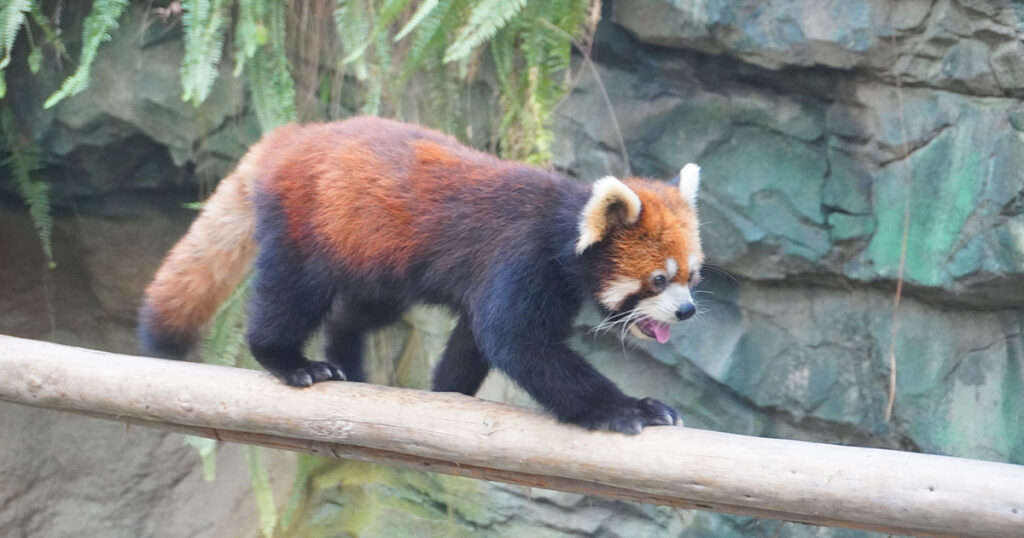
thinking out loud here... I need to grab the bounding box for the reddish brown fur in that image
[144,117,546,349]
[141,116,702,434]
[143,119,701,347]
[603,180,702,286]
[141,145,264,343]
[251,120,523,276]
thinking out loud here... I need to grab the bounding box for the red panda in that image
[139,116,704,434]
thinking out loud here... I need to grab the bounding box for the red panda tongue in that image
[652,321,671,344]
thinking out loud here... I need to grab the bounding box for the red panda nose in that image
[675,302,696,321]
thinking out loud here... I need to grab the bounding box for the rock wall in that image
[553,1,1024,465]
[1,1,1021,537]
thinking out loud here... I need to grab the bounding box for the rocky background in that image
[2,1,1022,537]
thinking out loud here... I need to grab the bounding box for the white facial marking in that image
[687,253,703,285]
[634,283,694,324]
[679,163,700,208]
[666,258,678,280]
[598,276,643,310]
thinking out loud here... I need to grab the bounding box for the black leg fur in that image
[323,297,401,383]
[246,251,344,387]
[486,340,679,434]
[432,316,490,395]
[470,259,682,435]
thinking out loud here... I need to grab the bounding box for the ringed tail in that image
[138,145,263,358]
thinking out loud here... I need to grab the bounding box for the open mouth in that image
[631,316,673,344]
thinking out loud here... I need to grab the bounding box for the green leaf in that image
[43,0,129,109]
[234,0,267,76]
[30,3,66,58]
[443,0,525,63]
[280,454,322,530]
[245,446,279,538]
[1,109,53,265]
[183,436,219,482]
[247,0,296,131]
[0,0,31,68]
[397,0,457,84]
[393,0,437,42]
[201,273,253,367]
[0,0,31,97]
[180,0,230,105]
[27,43,41,73]
[341,0,413,64]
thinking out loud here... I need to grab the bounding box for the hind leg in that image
[246,252,345,387]
[322,296,402,383]
[432,315,491,395]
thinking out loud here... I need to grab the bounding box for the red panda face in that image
[577,165,704,344]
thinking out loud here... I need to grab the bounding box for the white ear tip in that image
[680,163,700,181]
[678,163,700,206]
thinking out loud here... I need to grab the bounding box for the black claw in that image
[637,397,680,426]
[287,370,314,387]
[280,361,346,387]
[308,362,333,382]
[578,397,685,435]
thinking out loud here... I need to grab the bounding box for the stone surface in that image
[3,3,259,208]
[611,0,1024,97]
[0,202,295,538]
[554,22,1024,307]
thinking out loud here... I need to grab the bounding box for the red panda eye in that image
[652,274,667,289]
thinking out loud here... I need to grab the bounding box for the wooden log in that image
[0,334,1021,537]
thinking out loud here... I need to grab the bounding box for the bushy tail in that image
[139,150,262,358]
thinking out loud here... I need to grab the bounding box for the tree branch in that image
[0,335,1021,537]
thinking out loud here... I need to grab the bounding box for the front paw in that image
[581,398,683,435]
[279,361,346,387]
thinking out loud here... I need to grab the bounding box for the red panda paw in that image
[282,361,347,387]
[597,397,684,435]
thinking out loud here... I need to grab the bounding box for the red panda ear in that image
[575,176,642,254]
[678,163,700,208]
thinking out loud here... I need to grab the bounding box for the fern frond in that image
[427,43,462,133]
[1,110,53,265]
[248,0,296,131]
[376,0,417,35]
[489,0,591,162]
[361,26,394,115]
[43,0,128,108]
[13,162,53,263]
[443,0,525,63]
[202,273,253,366]
[334,0,370,66]
[490,23,515,92]
[245,446,279,538]
[0,0,31,98]
[393,0,437,42]
[27,43,42,73]
[341,0,413,64]
[233,0,267,76]
[0,0,30,68]
[397,0,457,84]
[183,436,219,481]
[29,3,66,58]
[280,455,321,531]
[180,0,230,106]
